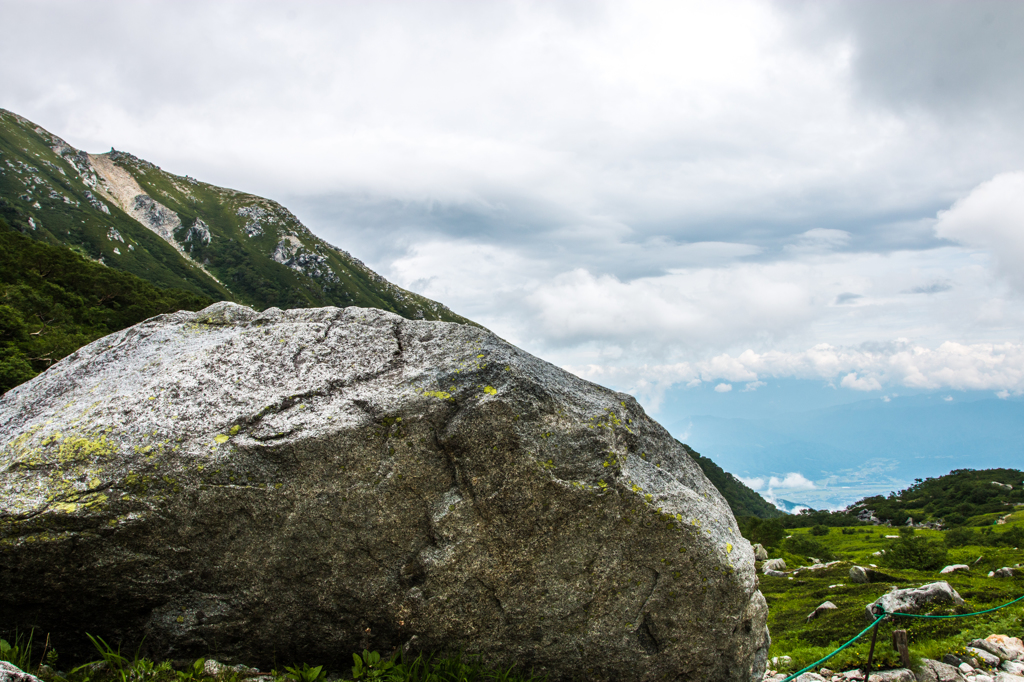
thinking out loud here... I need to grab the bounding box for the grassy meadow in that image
[760,510,1024,673]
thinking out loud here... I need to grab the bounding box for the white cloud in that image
[785,228,852,254]
[768,473,817,491]
[2,0,1023,420]
[840,372,882,391]
[566,339,1024,407]
[935,172,1024,292]
[738,471,817,508]
[714,383,733,393]
[742,381,767,392]
[738,476,766,491]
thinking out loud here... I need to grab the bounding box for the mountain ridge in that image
[0,108,474,325]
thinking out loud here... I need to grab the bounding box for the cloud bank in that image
[2,0,1023,410]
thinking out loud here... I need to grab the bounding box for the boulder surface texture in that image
[0,662,42,682]
[865,582,963,620]
[0,303,769,682]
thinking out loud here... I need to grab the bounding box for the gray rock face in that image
[0,303,769,682]
[971,640,1013,662]
[806,601,837,622]
[995,673,1024,682]
[793,674,827,682]
[763,558,787,573]
[849,566,869,583]
[753,543,768,561]
[940,565,970,575]
[865,582,964,620]
[866,669,915,682]
[917,658,965,682]
[987,636,1024,661]
[968,648,1003,668]
[0,662,42,682]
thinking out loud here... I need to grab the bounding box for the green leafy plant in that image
[881,535,947,570]
[282,662,325,682]
[809,525,829,536]
[738,517,786,548]
[0,629,34,672]
[176,658,213,682]
[782,534,835,561]
[944,526,976,547]
[351,651,392,681]
[73,633,152,682]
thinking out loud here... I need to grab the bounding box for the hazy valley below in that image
[658,383,1024,509]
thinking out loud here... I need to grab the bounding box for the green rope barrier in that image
[780,593,1024,682]
[781,614,885,682]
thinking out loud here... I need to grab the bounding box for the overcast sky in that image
[5,0,1024,408]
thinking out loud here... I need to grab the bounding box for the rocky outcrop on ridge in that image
[0,303,769,682]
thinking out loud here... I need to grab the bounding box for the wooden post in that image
[865,612,883,673]
[892,629,911,668]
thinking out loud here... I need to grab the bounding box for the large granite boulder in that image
[865,582,964,620]
[0,303,769,682]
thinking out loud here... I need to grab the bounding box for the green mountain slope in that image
[679,441,785,519]
[0,214,213,392]
[849,468,1024,527]
[0,109,473,324]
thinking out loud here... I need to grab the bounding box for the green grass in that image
[0,215,213,393]
[761,521,1024,673]
[0,633,547,682]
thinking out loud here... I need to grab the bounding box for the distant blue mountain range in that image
[652,380,1024,509]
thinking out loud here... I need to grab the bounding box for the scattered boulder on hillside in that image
[1002,662,1024,676]
[850,566,869,583]
[806,601,837,622]
[0,662,42,682]
[0,302,769,682]
[763,558,787,573]
[792,674,828,682]
[791,560,841,576]
[856,509,882,525]
[940,565,970,575]
[970,639,1016,662]
[916,659,965,682]
[994,673,1024,682]
[966,647,1002,668]
[943,654,969,668]
[989,567,1015,578]
[991,481,1012,490]
[987,636,1024,661]
[865,582,964,620]
[866,669,915,682]
[753,543,769,561]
